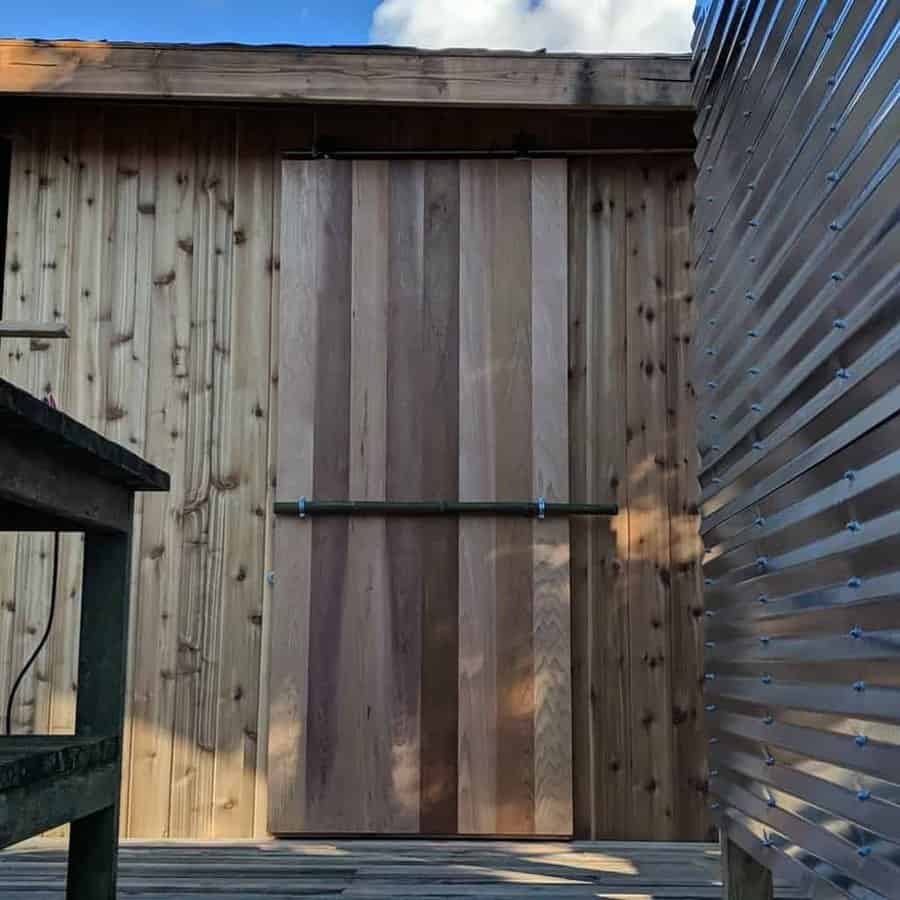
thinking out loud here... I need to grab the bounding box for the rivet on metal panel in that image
[850,626,863,639]
[826,75,836,86]
[766,796,777,808]
[756,556,769,570]
[749,367,761,376]
[757,594,769,604]
[710,801,721,810]
[829,122,839,133]
[747,329,758,338]
[853,680,866,692]
[712,444,721,451]
[751,403,762,413]
[709,413,719,421]
[705,347,717,357]
[707,227,715,234]
[759,635,770,645]
[750,255,757,263]
[848,576,863,588]
[705,704,718,713]
[706,196,715,203]
[846,520,862,532]
[754,515,766,527]
[855,734,868,747]
[826,29,835,39]
[749,218,759,227]
[830,272,845,281]
[746,146,755,154]
[745,291,756,301]
[763,714,774,725]
[833,318,848,329]
[857,846,871,858]
[747,182,755,190]
[836,368,851,380]
[705,672,717,681]
[709,287,717,294]
[708,256,716,263]
[827,171,840,183]
[857,790,871,801]
[765,755,775,766]
[704,576,715,586]
[705,609,717,617]
[761,674,772,684]
[845,469,857,481]
[707,165,713,173]
[762,836,775,847]
[829,221,843,231]
[706,380,718,389]
[743,110,751,118]
[752,442,764,451]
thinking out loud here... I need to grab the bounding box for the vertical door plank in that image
[381,159,424,832]
[416,161,461,835]
[302,160,353,830]
[625,162,675,839]
[268,159,321,835]
[492,161,535,836]
[530,159,572,836]
[569,159,631,838]
[343,159,393,830]
[458,160,499,835]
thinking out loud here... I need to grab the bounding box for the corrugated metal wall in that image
[693,0,899,896]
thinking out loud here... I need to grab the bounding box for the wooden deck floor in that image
[1,839,803,898]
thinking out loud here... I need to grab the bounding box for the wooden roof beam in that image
[0,40,693,109]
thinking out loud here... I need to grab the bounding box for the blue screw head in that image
[751,403,762,413]
[763,714,774,725]
[857,789,871,801]
[767,796,777,808]
[850,626,863,639]
[847,520,862,532]
[857,846,872,858]
[759,636,770,645]
[756,556,769,570]
[855,734,868,747]
[848,576,862,588]
[836,368,851,380]
[758,594,769,604]
[754,516,766,527]
[853,680,866,692]
[765,755,776,766]
[833,318,848,329]
[761,674,772,684]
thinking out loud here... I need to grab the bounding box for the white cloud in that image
[370,0,694,54]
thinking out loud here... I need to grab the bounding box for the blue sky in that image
[1,1,379,45]
[0,2,694,53]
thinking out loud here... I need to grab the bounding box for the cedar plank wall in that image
[0,101,705,840]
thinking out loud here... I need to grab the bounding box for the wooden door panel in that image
[269,158,570,836]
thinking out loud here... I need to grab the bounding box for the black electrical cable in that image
[5,531,61,735]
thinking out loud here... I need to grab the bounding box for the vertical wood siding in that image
[568,158,708,840]
[0,105,703,839]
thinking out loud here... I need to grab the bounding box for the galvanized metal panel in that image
[694,1,900,896]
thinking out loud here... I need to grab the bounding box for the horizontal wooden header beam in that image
[0,40,693,109]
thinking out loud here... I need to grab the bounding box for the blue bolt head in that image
[758,594,769,604]
[847,520,862,532]
[855,734,868,747]
[763,714,774,725]
[759,635,770,645]
[850,626,863,639]
[751,403,762,413]
[765,755,775,766]
[848,576,862,588]
[761,674,772,684]
[857,846,872,858]
[853,680,866,692]
[857,789,871,801]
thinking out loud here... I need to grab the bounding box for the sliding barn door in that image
[268,159,571,836]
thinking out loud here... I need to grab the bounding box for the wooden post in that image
[67,517,132,900]
[722,830,773,900]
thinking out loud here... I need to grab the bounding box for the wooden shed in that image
[0,40,707,842]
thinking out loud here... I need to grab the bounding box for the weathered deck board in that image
[0,840,804,898]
